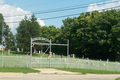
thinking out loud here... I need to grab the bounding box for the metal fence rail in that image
[0,55,120,71]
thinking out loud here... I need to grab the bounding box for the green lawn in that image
[0,50,120,72]
[0,50,63,58]
[56,68,120,74]
[115,77,120,80]
[0,67,40,73]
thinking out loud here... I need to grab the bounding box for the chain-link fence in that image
[0,55,120,71]
[31,57,120,71]
[0,55,30,67]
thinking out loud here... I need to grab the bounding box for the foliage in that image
[16,14,41,52]
[59,9,120,60]
[0,13,15,49]
[15,9,120,61]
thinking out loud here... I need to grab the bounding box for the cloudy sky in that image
[0,0,119,34]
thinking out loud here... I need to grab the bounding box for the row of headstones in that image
[47,52,75,58]
[17,48,45,54]
[51,53,75,58]
[17,48,23,52]
[17,48,75,59]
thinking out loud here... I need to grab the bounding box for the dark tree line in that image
[59,9,120,61]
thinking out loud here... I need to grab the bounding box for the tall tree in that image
[16,14,41,51]
[0,13,13,49]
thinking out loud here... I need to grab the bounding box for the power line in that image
[6,5,120,23]
[4,0,116,17]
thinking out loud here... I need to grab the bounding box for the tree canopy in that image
[14,9,120,61]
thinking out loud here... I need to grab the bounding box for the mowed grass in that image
[56,68,120,74]
[0,50,120,72]
[0,50,63,58]
[115,77,120,80]
[0,67,40,73]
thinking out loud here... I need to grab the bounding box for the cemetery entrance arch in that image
[30,37,69,68]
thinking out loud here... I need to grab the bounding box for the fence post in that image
[78,60,80,68]
[49,58,51,68]
[39,56,40,68]
[88,59,89,69]
[115,62,117,71]
[16,55,18,67]
[67,58,68,68]
[107,59,109,71]
[98,60,99,70]
[41,58,42,68]
[26,54,28,67]
[58,59,59,68]
[67,40,69,68]
[2,55,3,67]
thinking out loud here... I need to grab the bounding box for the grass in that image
[56,68,120,74]
[115,77,120,80]
[0,50,63,58]
[0,50,120,72]
[0,67,40,73]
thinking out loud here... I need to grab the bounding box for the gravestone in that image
[34,48,36,54]
[61,55,64,58]
[73,54,75,58]
[17,48,19,52]
[82,55,84,59]
[41,50,43,54]
[68,55,70,58]
[39,50,40,54]
[53,53,55,57]
[70,54,75,58]
[21,48,23,52]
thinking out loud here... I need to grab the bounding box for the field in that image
[0,50,120,72]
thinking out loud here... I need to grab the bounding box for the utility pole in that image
[1,20,3,67]
[2,20,3,56]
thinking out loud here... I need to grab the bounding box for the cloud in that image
[87,0,120,12]
[37,18,45,26]
[0,0,4,4]
[0,1,45,34]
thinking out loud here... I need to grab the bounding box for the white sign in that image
[32,37,50,42]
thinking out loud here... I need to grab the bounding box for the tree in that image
[0,13,13,49]
[16,14,41,52]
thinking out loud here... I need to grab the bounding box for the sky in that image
[0,0,119,34]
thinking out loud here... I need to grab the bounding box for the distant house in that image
[0,45,6,50]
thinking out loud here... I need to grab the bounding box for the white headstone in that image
[107,59,109,62]
[17,48,19,52]
[39,50,40,54]
[73,54,75,58]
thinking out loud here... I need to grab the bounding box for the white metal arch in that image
[30,37,69,68]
